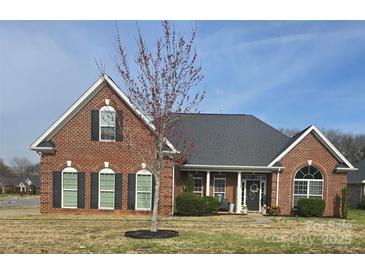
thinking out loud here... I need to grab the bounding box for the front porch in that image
[177,166,283,214]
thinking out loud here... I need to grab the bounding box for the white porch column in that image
[275,168,281,206]
[236,172,242,213]
[205,171,210,196]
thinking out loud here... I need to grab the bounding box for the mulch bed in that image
[124,229,179,239]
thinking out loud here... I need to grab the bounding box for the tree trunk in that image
[150,173,160,232]
[151,142,163,232]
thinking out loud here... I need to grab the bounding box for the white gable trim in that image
[268,125,356,170]
[30,74,178,153]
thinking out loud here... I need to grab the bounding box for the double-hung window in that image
[193,176,203,196]
[99,106,116,141]
[293,166,324,207]
[62,167,78,208]
[99,168,115,209]
[214,175,226,202]
[136,170,153,210]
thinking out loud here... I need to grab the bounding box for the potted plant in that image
[242,205,248,214]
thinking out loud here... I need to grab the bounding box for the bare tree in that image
[10,157,33,176]
[113,21,205,232]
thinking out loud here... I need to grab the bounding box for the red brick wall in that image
[40,83,173,215]
[269,132,347,217]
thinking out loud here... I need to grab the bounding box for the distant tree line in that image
[0,157,39,176]
[279,128,365,165]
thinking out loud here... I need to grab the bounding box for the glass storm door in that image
[245,180,260,211]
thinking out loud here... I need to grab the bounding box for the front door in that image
[245,180,260,211]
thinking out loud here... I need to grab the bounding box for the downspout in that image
[171,163,175,215]
[275,168,281,206]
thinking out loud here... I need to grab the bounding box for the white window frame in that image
[193,175,203,196]
[135,169,153,211]
[293,166,324,207]
[61,166,78,209]
[98,167,115,210]
[99,105,116,142]
[213,174,226,199]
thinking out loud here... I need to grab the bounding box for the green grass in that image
[0,209,364,254]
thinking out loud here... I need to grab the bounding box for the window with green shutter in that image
[99,170,115,209]
[136,171,152,210]
[62,167,78,208]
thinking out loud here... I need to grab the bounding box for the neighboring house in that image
[347,159,365,208]
[29,74,356,217]
[0,176,40,194]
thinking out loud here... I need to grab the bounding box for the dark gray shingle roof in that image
[169,113,290,166]
[348,159,365,184]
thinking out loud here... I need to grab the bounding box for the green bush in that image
[175,192,219,215]
[341,187,349,219]
[203,196,219,214]
[297,198,326,217]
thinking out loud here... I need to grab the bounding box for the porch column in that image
[275,169,281,206]
[236,172,242,213]
[205,171,210,196]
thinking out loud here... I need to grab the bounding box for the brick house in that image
[30,74,356,217]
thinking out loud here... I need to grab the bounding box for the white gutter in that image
[275,168,281,206]
[335,167,358,172]
[29,146,55,152]
[180,164,284,172]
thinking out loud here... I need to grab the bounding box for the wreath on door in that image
[249,183,259,200]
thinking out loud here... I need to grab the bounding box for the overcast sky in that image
[1,21,365,164]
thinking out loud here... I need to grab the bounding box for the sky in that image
[1,20,365,164]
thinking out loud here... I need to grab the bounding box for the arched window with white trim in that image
[136,170,153,210]
[99,105,116,141]
[99,168,115,209]
[62,167,78,208]
[293,165,324,207]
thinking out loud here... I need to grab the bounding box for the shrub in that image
[175,192,206,215]
[203,196,219,214]
[175,192,219,215]
[267,206,281,216]
[341,187,349,219]
[297,198,326,217]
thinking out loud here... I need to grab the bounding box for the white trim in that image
[213,174,226,199]
[135,169,153,211]
[205,171,210,196]
[192,175,203,196]
[30,147,55,152]
[268,125,355,169]
[99,105,116,142]
[335,167,358,172]
[181,164,284,172]
[236,172,242,213]
[61,167,78,209]
[275,168,281,206]
[29,74,179,153]
[98,168,115,210]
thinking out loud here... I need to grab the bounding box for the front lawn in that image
[0,210,364,253]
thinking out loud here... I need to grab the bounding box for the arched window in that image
[293,165,324,207]
[99,105,116,141]
[99,168,115,209]
[62,167,78,208]
[136,170,153,210]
